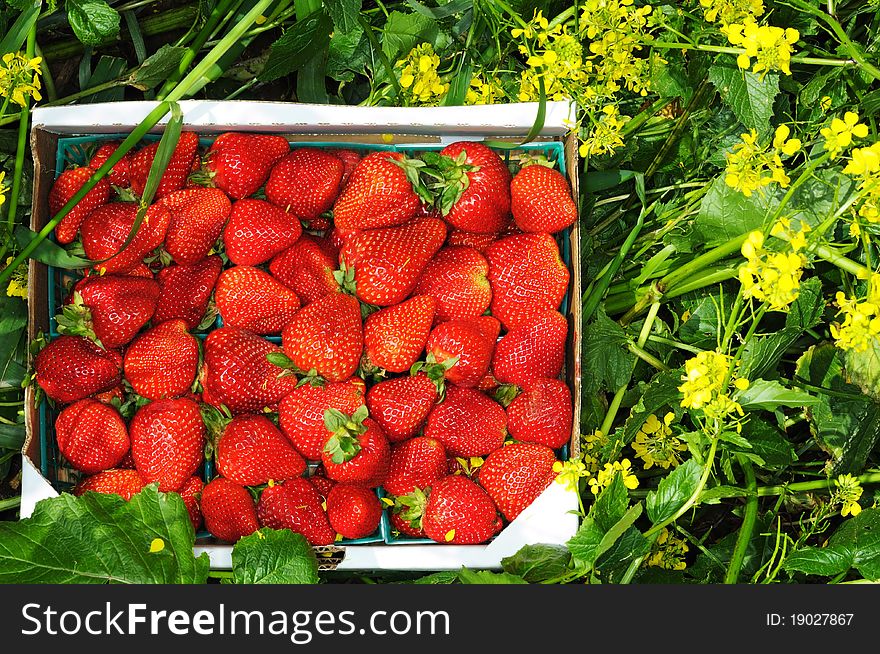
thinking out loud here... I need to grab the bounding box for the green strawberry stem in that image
[421,150,480,216]
[388,155,436,206]
[395,487,429,530]
[54,292,103,348]
[322,406,369,464]
[334,258,358,296]
[494,384,520,407]
[200,403,232,447]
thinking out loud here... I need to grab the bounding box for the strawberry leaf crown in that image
[421,150,479,216]
[394,486,429,530]
[322,404,369,464]
[388,154,435,206]
[411,354,459,398]
[333,257,357,296]
[55,291,103,348]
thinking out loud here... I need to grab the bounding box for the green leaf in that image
[708,62,779,133]
[66,0,121,47]
[457,568,527,584]
[259,10,333,82]
[405,0,472,19]
[324,0,362,34]
[0,1,40,56]
[582,310,636,394]
[783,546,853,577]
[0,486,209,583]
[828,508,880,580]
[646,459,701,525]
[594,526,651,580]
[0,293,26,335]
[622,369,683,443]
[80,55,127,103]
[14,226,91,268]
[699,484,749,504]
[845,341,880,403]
[593,503,643,562]
[739,419,795,468]
[501,544,572,583]
[584,170,637,194]
[231,529,319,584]
[327,28,367,82]
[566,516,605,569]
[593,473,629,532]
[410,570,459,584]
[128,45,187,90]
[380,10,438,63]
[691,176,778,247]
[0,422,25,450]
[736,379,820,411]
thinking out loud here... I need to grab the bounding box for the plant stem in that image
[0,496,21,512]
[724,455,758,584]
[646,334,703,354]
[627,341,669,371]
[646,40,853,67]
[661,235,748,292]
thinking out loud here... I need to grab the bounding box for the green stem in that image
[646,40,854,67]
[660,235,748,292]
[0,496,21,512]
[645,335,703,354]
[34,43,56,101]
[723,455,758,584]
[627,341,669,371]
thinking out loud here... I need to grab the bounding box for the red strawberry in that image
[425,385,506,457]
[93,384,126,405]
[74,468,145,500]
[333,151,427,230]
[257,478,336,546]
[265,148,344,221]
[178,475,204,532]
[432,141,511,233]
[224,199,302,266]
[214,414,306,486]
[363,295,436,373]
[330,226,360,251]
[281,292,362,382]
[493,310,567,387]
[160,187,232,265]
[321,407,390,487]
[424,316,499,388]
[507,378,572,449]
[421,476,502,544]
[201,477,260,542]
[339,218,447,306]
[57,275,159,349]
[326,484,382,539]
[511,164,577,233]
[81,203,171,274]
[365,374,438,443]
[390,509,427,539]
[34,336,122,403]
[50,167,111,244]
[130,397,206,492]
[215,266,301,335]
[55,399,129,474]
[201,327,299,414]
[309,473,337,500]
[153,256,222,329]
[207,133,289,199]
[384,436,447,497]
[269,235,340,304]
[123,320,199,400]
[486,232,570,330]
[278,378,366,460]
[478,443,558,521]
[414,246,492,322]
[126,262,155,278]
[446,229,499,253]
[130,131,200,199]
[88,141,132,188]
[330,148,362,189]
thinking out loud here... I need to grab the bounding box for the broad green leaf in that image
[789,170,855,229]
[699,485,748,504]
[405,0,473,18]
[0,422,25,450]
[501,544,572,583]
[622,369,683,443]
[566,516,605,569]
[457,568,527,584]
[783,545,853,577]
[380,10,439,63]
[691,176,778,247]
[594,526,651,580]
[739,419,796,468]
[828,508,880,580]
[584,170,637,194]
[0,1,40,56]
[708,62,779,132]
[15,226,91,268]
[0,486,209,583]
[0,327,26,390]
[231,529,319,584]
[737,379,820,411]
[410,570,459,584]
[582,310,636,394]
[593,473,629,532]
[593,503,643,563]
[81,55,127,103]
[0,294,26,335]
[327,28,368,82]
[646,459,701,525]
[324,0,362,34]
[259,10,333,82]
[67,0,121,47]
[129,45,187,90]
[845,341,880,403]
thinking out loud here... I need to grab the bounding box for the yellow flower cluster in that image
[395,44,448,106]
[0,169,6,208]
[645,528,689,571]
[831,277,880,353]
[465,75,505,105]
[632,413,687,470]
[4,256,27,299]
[579,104,629,159]
[726,21,799,78]
[515,14,588,103]
[678,350,749,424]
[739,221,809,311]
[581,428,609,477]
[823,111,870,158]
[833,473,864,518]
[588,458,639,495]
[0,52,42,109]
[844,141,880,230]
[552,458,588,493]
[724,125,801,197]
[699,0,764,27]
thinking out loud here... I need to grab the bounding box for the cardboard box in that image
[23,101,582,571]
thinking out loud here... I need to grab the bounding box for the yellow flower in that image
[0,169,6,207]
[645,528,689,571]
[579,104,629,158]
[0,52,42,108]
[632,412,687,470]
[820,96,832,111]
[726,21,799,77]
[395,44,448,106]
[724,125,799,197]
[699,0,764,27]
[465,75,505,105]
[581,429,609,476]
[678,350,749,425]
[739,226,807,311]
[4,256,27,299]
[833,474,863,518]
[588,458,639,494]
[553,459,589,493]
[821,111,870,157]
[831,285,880,353]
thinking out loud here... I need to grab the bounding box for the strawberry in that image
[153,256,222,329]
[278,377,366,460]
[446,228,499,253]
[321,406,390,487]
[365,374,437,443]
[492,310,567,387]
[55,399,129,474]
[34,336,122,403]
[414,246,492,322]
[57,275,160,349]
[264,148,344,221]
[390,509,427,539]
[215,266,301,335]
[383,437,447,497]
[485,232,570,330]
[207,132,289,199]
[130,397,206,492]
[308,473,336,501]
[363,295,436,373]
[257,478,336,546]
[123,319,200,400]
[117,450,136,469]
[224,199,302,266]
[130,131,200,199]
[93,384,126,405]
[281,292,362,382]
[478,443,558,521]
[201,327,299,414]
[424,316,499,388]
[326,484,382,539]
[333,151,428,230]
[330,148,362,189]
[74,468,145,500]
[178,475,204,532]
[201,477,260,542]
[507,378,572,449]
[330,226,360,251]
[421,476,502,544]
[424,385,506,457]
[81,203,171,274]
[160,187,232,265]
[269,235,340,304]
[510,164,577,233]
[214,413,306,486]
[126,262,156,278]
[431,141,511,234]
[88,141,132,188]
[339,217,447,306]
[50,167,111,244]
